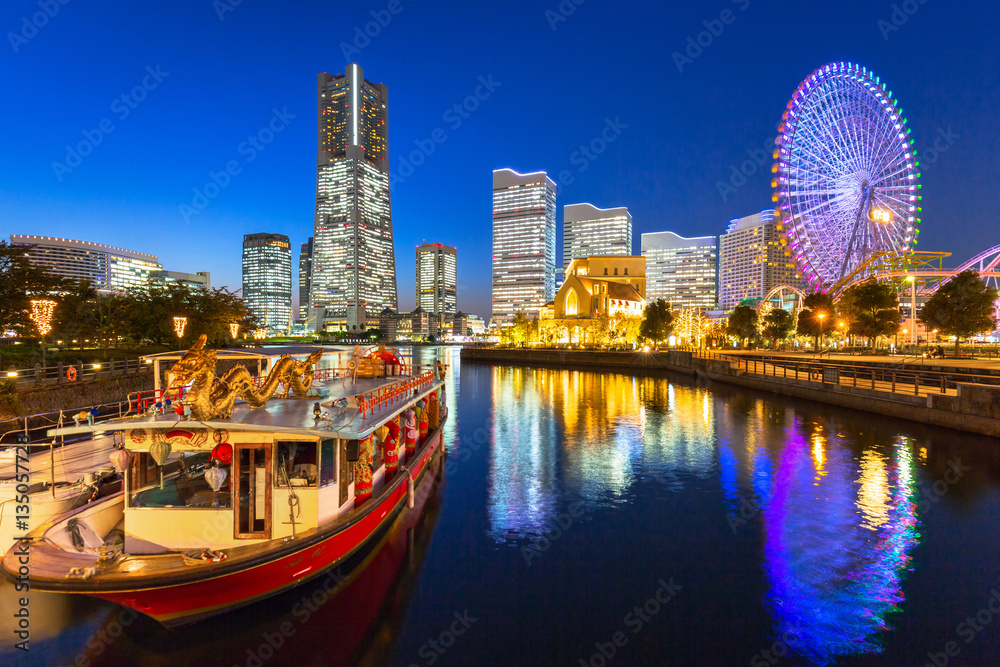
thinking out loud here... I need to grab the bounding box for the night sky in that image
[2,0,997,320]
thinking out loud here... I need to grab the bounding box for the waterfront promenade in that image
[461,346,1000,437]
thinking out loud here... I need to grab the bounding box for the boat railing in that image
[354,371,436,419]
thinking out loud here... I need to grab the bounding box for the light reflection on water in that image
[484,366,923,664]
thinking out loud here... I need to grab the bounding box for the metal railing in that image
[699,350,996,398]
[3,358,150,388]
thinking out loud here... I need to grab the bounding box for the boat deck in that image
[42,370,441,440]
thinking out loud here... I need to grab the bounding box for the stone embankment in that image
[460,348,1000,437]
[1,373,153,427]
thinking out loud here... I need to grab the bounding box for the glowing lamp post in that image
[173,317,187,341]
[30,299,57,369]
[816,312,826,349]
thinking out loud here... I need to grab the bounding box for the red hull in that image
[94,430,443,626]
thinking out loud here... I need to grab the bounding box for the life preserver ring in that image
[66,367,78,382]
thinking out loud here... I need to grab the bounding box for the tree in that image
[761,308,794,349]
[838,277,900,347]
[0,241,66,336]
[796,292,836,350]
[726,305,758,347]
[502,311,531,346]
[919,270,998,354]
[638,299,674,344]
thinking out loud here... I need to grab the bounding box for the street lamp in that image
[30,299,57,370]
[816,312,826,350]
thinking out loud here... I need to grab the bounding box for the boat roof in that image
[44,372,443,442]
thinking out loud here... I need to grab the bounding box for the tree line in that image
[1,241,258,352]
[725,271,997,352]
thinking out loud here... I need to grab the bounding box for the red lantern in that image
[212,442,233,465]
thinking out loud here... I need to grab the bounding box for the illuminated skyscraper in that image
[492,169,556,322]
[563,203,632,267]
[298,237,312,322]
[718,209,801,309]
[309,62,397,333]
[641,232,717,309]
[416,243,457,331]
[242,233,292,333]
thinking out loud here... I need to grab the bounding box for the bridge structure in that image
[753,248,1000,341]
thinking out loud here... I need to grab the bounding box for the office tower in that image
[491,168,557,322]
[641,232,717,309]
[242,233,292,333]
[10,235,162,291]
[416,243,457,332]
[563,203,632,268]
[718,209,801,309]
[309,62,397,333]
[299,237,313,322]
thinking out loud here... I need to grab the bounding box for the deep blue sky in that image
[2,0,998,320]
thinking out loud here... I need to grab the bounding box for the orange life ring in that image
[66,367,78,382]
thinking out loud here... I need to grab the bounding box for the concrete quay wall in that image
[460,348,1000,437]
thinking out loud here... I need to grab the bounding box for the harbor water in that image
[3,346,999,666]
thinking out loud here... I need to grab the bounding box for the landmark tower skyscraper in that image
[309,63,397,332]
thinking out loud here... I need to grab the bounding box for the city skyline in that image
[3,2,997,321]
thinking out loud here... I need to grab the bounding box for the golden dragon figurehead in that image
[168,334,217,390]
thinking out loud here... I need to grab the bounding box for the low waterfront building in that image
[10,235,211,293]
[540,256,646,343]
[149,270,211,290]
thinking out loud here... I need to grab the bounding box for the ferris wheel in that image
[773,62,921,290]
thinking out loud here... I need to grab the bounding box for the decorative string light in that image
[29,300,57,336]
[173,316,187,339]
[253,328,266,340]
[230,323,239,339]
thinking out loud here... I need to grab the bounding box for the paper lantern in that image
[110,448,133,473]
[205,465,228,493]
[149,440,172,489]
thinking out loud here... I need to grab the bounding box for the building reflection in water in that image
[487,367,718,537]
[485,365,923,664]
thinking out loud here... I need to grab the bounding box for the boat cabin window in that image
[275,441,318,488]
[129,451,231,509]
[320,439,336,487]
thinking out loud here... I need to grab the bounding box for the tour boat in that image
[1,337,448,627]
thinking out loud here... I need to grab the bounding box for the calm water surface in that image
[3,347,1000,666]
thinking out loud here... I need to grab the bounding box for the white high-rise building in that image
[309,63,397,333]
[491,169,556,322]
[641,232,717,309]
[718,209,801,309]
[8,235,191,292]
[563,203,632,268]
[243,233,292,334]
[416,243,458,329]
